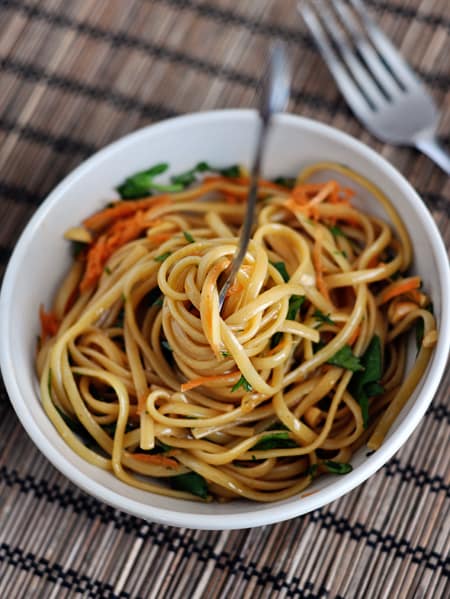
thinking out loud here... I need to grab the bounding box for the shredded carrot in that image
[131,453,178,468]
[377,276,421,305]
[367,255,379,269]
[39,304,60,342]
[224,192,240,204]
[347,325,361,346]
[83,195,171,232]
[203,175,289,194]
[181,371,240,392]
[80,210,149,292]
[148,232,173,245]
[312,231,330,301]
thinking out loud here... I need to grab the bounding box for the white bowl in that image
[1,110,449,530]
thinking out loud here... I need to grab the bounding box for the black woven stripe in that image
[385,458,450,494]
[0,117,96,156]
[154,0,450,33]
[1,57,177,121]
[0,55,351,120]
[1,1,449,93]
[0,542,329,599]
[0,464,449,581]
[0,542,128,598]
[367,0,450,30]
[0,181,41,205]
[427,402,450,424]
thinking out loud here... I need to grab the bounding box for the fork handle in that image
[414,128,450,175]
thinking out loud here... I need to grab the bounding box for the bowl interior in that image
[1,110,448,529]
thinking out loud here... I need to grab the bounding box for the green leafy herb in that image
[271,261,290,282]
[154,251,171,262]
[349,335,384,428]
[313,309,335,326]
[327,345,364,372]
[157,440,172,452]
[161,340,173,352]
[217,164,240,178]
[152,296,164,307]
[104,265,112,275]
[306,463,318,478]
[323,460,353,475]
[117,163,184,198]
[416,303,434,351]
[253,432,297,451]
[113,308,124,328]
[183,231,195,243]
[170,162,240,188]
[221,351,230,358]
[55,405,100,449]
[71,240,88,258]
[169,472,208,499]
[102,422,137,437]
[270,332,283,348]
[272,176,296,189]
[231,375,252,393]
[330,225,346,238]
[272,295,305,346]
[47,369,53,397]
[313,339,326,354]
[287,295,305,321]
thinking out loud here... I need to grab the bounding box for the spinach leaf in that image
[152,296,164,308]
[170,162,240,188]
[183,231,195,243]
[169,472,208,499]
[271,261,290,282]
[313,309,335,326]
[71,240,88,257]
[272,176,297,189]
[55,405,99,449]
[329,225,346,238]
[306,463,318,478]
[327,345,364,372]
[349,335,384,428]
[287,295,305,321]
[253,432,297,450]
[154,251,171,262]
[231,375,252,393]
[117,163,184,198]
[161,340,173,352]
[271,295,305,347]
[323,460,353,474]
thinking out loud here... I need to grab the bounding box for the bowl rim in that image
[1,109,449,529]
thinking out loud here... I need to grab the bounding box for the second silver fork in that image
[298,0,450,174]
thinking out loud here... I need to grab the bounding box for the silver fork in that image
[298,0,450,174]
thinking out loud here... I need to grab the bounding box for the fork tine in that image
[298,1,371,119]
[313,0,388,110]
[331,0,401,98]
[349,0,422,90]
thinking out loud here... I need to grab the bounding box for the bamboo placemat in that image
[0,1,449,597]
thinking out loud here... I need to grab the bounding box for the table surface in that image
[0,1,449,598]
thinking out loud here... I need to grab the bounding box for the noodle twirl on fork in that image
[36,161,437,502]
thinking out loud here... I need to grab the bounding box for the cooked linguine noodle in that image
[36,161,437,502]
